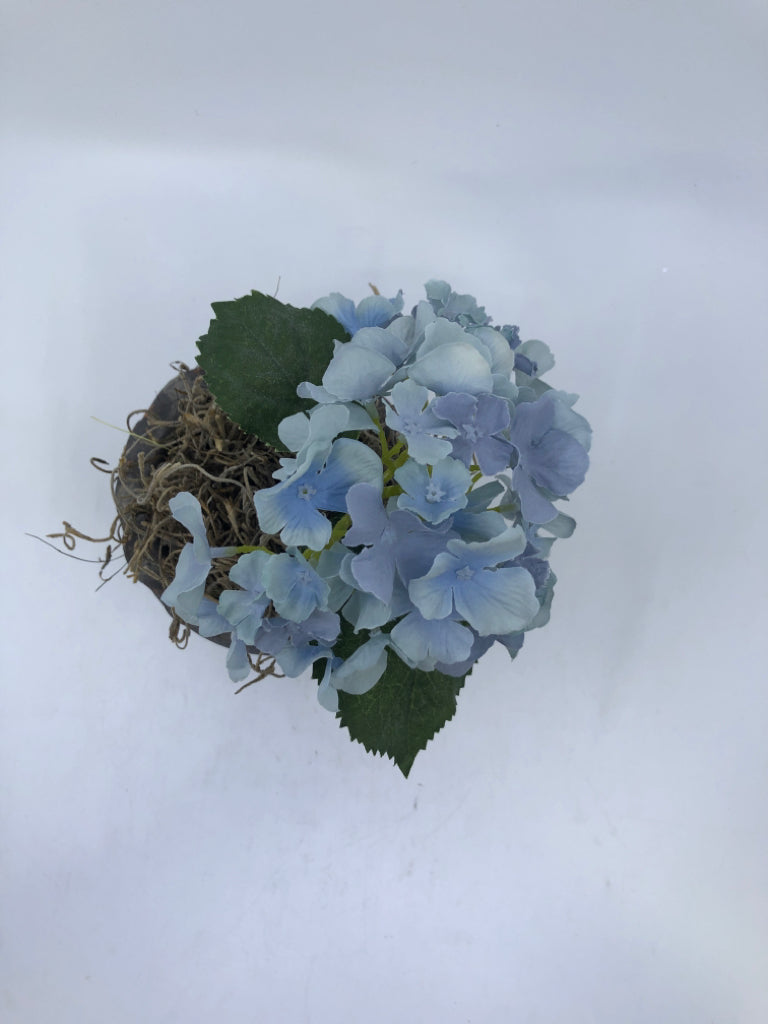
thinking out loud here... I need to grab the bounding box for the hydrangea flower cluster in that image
[161,281,591,713]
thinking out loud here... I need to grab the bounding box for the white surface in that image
[2,1,767,1022]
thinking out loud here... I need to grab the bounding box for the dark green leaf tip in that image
[196,291,348,448]
[337,654,469,777]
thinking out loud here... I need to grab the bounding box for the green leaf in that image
[196,291,348,448]
[336,652,468,777]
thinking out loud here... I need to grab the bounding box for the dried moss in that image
[49,363,286,686]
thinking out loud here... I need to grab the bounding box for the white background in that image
[2,1,767,1021]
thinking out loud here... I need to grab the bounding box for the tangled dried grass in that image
[49,363,286,687]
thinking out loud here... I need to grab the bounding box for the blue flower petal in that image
[226,638,251,683]
[264,552,329,622]
[331,633,389,696]
[453,566,539,635]
[161,543,210,609]
[321,344,396,402]
[409,339,494,395]
[390,610,474,670]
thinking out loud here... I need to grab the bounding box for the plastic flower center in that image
[297,483,317,501]
[425,481,446,503]
[455,566,475,581]
[462,421,480,442]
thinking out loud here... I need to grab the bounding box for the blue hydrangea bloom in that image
[432,391,514,474]
[162,279,591,713]
[394,457,471,525]
[312,290,404,336]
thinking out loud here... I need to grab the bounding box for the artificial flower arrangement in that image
[56,280,591,776]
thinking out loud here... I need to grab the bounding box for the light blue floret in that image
[311,290,404,336]
[409,526,540,636]
[264,550,330,622]
[254,438,383,549]
[384,380,456,465]
[255,610,340,677]
[218,550,272,644]
[394,457,471,525]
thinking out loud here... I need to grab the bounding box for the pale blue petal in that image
[349,543,396,604]
[454,566,539,635]
[451,507,508,542]
[313,439,382,512]
[229,550,272,593]
[435,636,494,676]
[316,543,355,611]
[196,598,232,638]
[264,552,329,622]
[344,482,388,547]
[394,457,470,525]
[278,504,332,550]
[254,476,333,548]
[322,345,396,402]
[405,432,455,465]
[295,380,337,404]
[390,611,474,670]
[168,491,207,543]
[256,611,340,677]
[311,293,357,335]
[538,512,576,539]
[527,430,589,494]
[512,465,558,524]
[549,391,592,452]
[354,291,404,328]
[350,325,408,366]
[173,585,206,625]
[425,280,489,325]
[317,658,340,712]
[332,634,389,696]
[168,491,210,560]
[416,317,473,357]
[518,339,555,377]
[409,343,494,396]
[449,524,528,569]
[341,588,392,630]
[218,589,268,644]
[226,638,250,683]
[408,551,457,620]
[161,543,210,608]
[469,326,516,375]
[277,412,310,452]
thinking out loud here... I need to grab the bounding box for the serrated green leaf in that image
[337,653,468,777]
[196,291,348,448]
